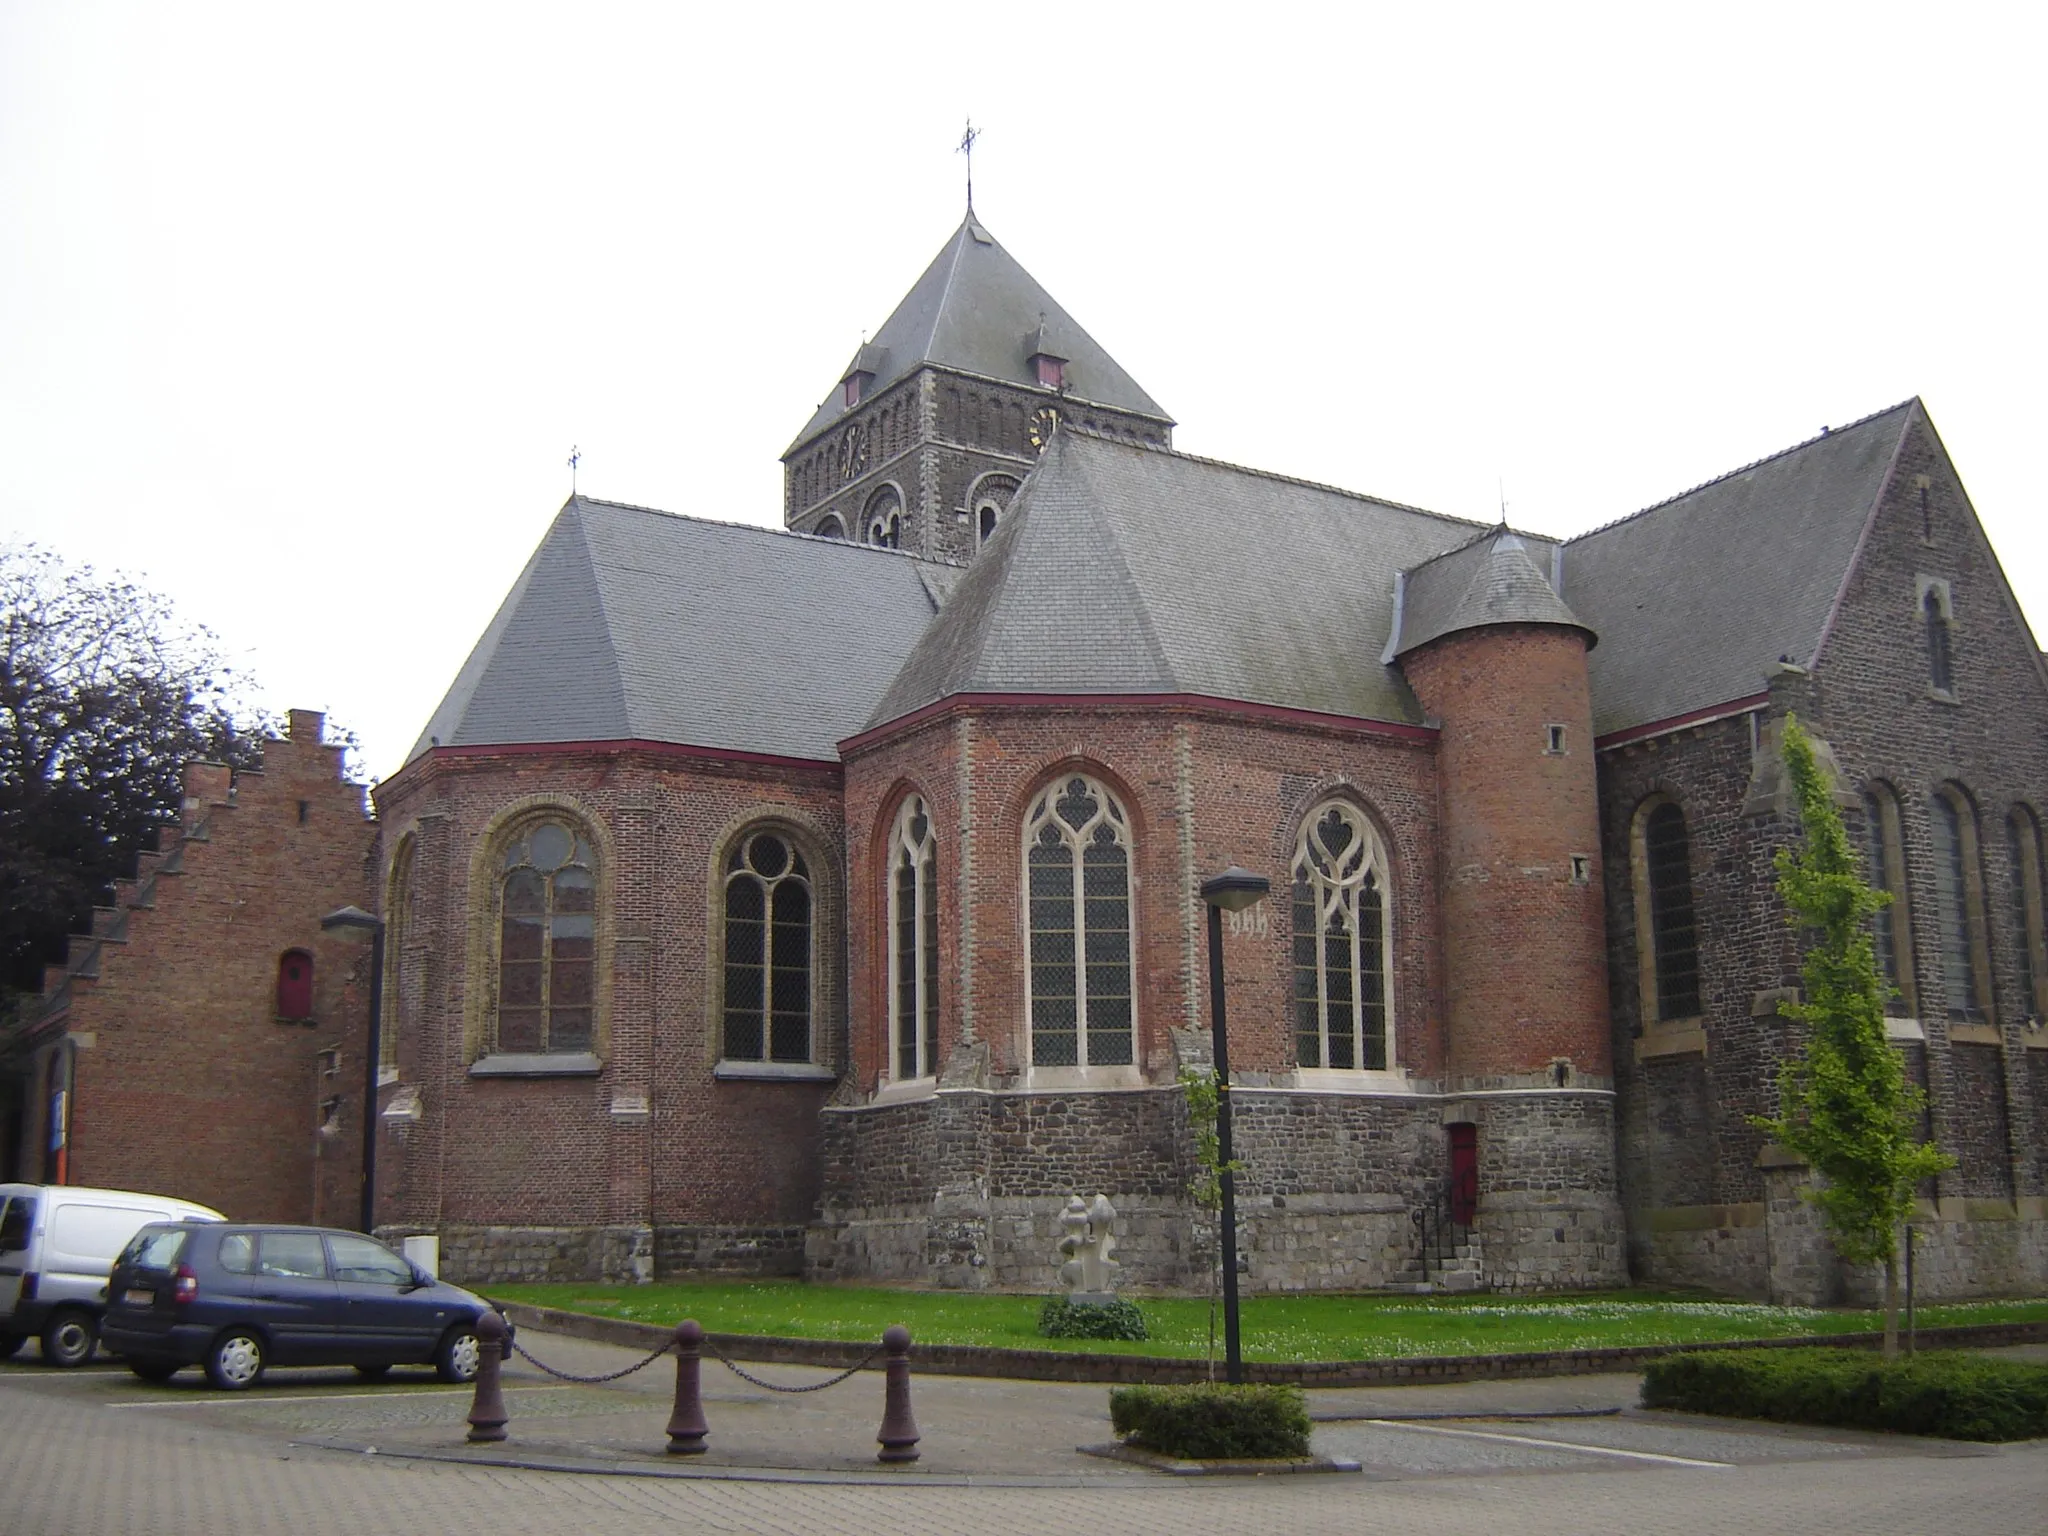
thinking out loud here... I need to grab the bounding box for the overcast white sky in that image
[3,3,2043,781]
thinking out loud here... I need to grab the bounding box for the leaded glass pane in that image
[921,855,940,1078]
[1029,840,1077,1066]
[894,852,919,1078]
[1293,879,1320,1066]
[1865,794,1900,997]
[1645,802,1701,1020]
[1360,874,1387,1069]
[769,880,811,1062]
[1324,911,1355,1069]
[1291,802,1392,1072]
[1933,796,1981,1019]
[724,873,766,1060]
[2012,815,2040,1015]
[529,822,571,872]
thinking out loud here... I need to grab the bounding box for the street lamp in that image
[320,904,385,1235]
[1199,864,1269,1386]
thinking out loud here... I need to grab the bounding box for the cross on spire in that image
[568,445,581,495]
[957,118,981,211]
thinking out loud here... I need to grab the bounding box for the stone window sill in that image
[377,1065,400,1087]
[1289,1067,1413,1094]
[1883,1016,1926,1041]
[1928,688,1960,706]
[469,1052,602,1078]
[713,1060,836,1083]
[1024,1065,1145,1091]
[2023,1022,2048,1050]
[1634,1021,1705,1060]
[869,1074,937,1105]
[1948,1022,2001,1046]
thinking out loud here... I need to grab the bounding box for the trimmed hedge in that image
[1642,1347,2048,1442]
[1038,1296,1148,1341]
[1109,1382,1312,1459]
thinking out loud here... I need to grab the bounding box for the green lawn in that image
[488,1281,2048,1363]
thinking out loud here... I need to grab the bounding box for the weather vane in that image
[568,445,581,495]
[957,118,981,211]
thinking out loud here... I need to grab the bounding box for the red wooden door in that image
[1448,1123,1479,1227]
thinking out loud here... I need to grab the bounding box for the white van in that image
[0,1184,224,1366]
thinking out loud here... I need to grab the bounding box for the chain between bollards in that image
[875,1323,920,1464]
[466,1310,509,1443]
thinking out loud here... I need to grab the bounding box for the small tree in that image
[1753,716,1952,1356]
[1178,1066,1238,1379]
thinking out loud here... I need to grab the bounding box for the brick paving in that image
[4,1336,2045,1536]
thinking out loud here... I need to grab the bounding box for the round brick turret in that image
[1396,538,1610,1086]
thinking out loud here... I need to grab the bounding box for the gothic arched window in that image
[1291,801,1392,1070]
[1861,784,1917,1016]
[2008,806,2046,1020]
[381,834,416,1070]
[496,820,596,1054]
[888,796,940,1080]
[1931,787,1990,1022]
[1024,776,1134,1070]
[722,829,814,1063]
[1631,797,1701,1026]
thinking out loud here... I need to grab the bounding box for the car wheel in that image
[435,1323,482,1384]
[204,1329,265,1391]
[0,1332,24,1361]
[353,1363,392,1381]
[127,1359,179,1383]
[40,1309,97,1368]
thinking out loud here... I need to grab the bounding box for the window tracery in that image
[721,829,815,1063]
[1024,776,1134,1069]
[888,796,940,1079]
[1290,801,1391,1071]
[495,819,596,1054]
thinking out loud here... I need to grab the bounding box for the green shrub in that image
[1037,1295,1148,1341]
[1109,1383,1311,1459]
[1643,1347,2048,1442]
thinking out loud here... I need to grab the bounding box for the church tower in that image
[780,214,1173,564]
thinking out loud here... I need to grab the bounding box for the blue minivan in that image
[102,1222,504,1389]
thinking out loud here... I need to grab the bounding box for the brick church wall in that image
[372,743,849,1284]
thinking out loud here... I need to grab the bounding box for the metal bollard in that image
[665,1319,709,1454]
[875,1323,920,1464]
[466,1310,509,1443]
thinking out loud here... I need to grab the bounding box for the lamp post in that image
[1198,864,1269,1386]
[321,904,385,1235]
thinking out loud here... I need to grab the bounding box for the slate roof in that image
[786,215,1170,455]
[1561,401,1915,736]
[408,498,942,764]
[868,430,1493,730]
[1389,527,1589,661]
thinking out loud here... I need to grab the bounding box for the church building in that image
[363,212,2047,1301]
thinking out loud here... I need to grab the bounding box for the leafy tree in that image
[1178,1066,1239,1378]
[1753,715,1952,1356]
[0,544,269,1000]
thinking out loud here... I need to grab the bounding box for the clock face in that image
[839,425,869,481]
[1029,406,1060,453]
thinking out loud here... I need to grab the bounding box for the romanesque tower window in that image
[971,473,1021,548]
[1632,797,1702,1025]
[865,486,903,549]
[496,820,596,1054]
[722,830,815,1064]
[889,796,940,1080]
[1930,787,1991,1023]
[1291,801,1392,1071]
[1024,776,1134,1070]
[2008,806,2047,1020]
[1861,785,1917,1017]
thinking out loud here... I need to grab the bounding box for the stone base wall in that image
[395,1222,805,1286]
[1635,1207,1770,1297]
[811,1084,1626,1294]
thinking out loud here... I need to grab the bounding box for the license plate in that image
[123,1288,154,1306]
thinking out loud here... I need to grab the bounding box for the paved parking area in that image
[3,1332,2043,1535]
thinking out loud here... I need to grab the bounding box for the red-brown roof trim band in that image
[1595,693,1770,751]
[839,693,1439,755]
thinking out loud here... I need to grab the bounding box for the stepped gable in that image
[866,430,1490,731]
[786,214,1170,455]
[1561,400,1917,737]
[410,496,946,764]
[1388,525,1590,661]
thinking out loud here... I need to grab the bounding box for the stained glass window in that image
[1292,802,1391,1070]
[1931,791,1985,1022]
[1644,801,1702,1021]
[889,797,940,1079]
[723,831,814,1062]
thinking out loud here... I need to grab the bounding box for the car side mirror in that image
[406,1264,432,1290]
